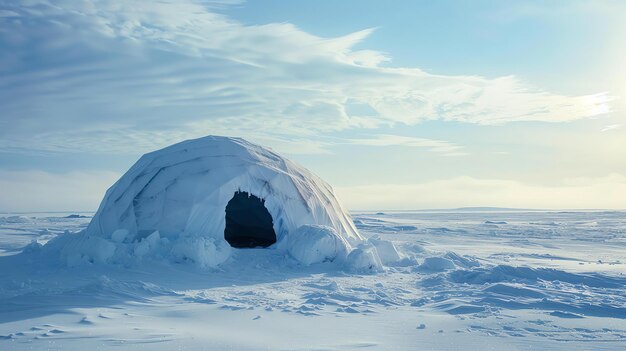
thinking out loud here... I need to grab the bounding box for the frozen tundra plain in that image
[0,210,625,350]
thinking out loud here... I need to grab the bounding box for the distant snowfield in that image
[1,211,625,350]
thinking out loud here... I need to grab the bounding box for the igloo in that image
[84,136,362,253]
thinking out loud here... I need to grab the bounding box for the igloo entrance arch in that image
[224,191,277,248]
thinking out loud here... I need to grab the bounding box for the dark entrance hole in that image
[224,190,277,248]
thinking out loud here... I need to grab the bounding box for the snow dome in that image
[81,136,362,258]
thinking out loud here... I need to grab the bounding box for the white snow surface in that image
[284,225,350,266]
[1,210,626,350]
[62,135,363,268]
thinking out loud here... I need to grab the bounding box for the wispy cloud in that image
[601,124,623,132]
[0,0,612,154]
[347,134,466,156]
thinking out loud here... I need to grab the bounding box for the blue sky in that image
[1,0,625,211]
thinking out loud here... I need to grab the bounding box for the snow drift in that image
[54,136,377,268]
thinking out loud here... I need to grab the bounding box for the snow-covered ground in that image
[1,210,625,350]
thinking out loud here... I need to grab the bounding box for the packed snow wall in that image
[85,136,362,248]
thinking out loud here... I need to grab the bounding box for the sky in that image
[1,0,625,211]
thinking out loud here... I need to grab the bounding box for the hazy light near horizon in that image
[1,170,624,213]
[336,174,626,211]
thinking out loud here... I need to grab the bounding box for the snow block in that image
[111,229,129,243]
[286,225,350,265]
[170,237,231,268]
[417,256,456,272]
[368,236,401,264]
[134,231,161,257]
[346,243,384,273]
[62,235,116,266]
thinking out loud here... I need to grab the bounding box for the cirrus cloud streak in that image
[0,0,612,154]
